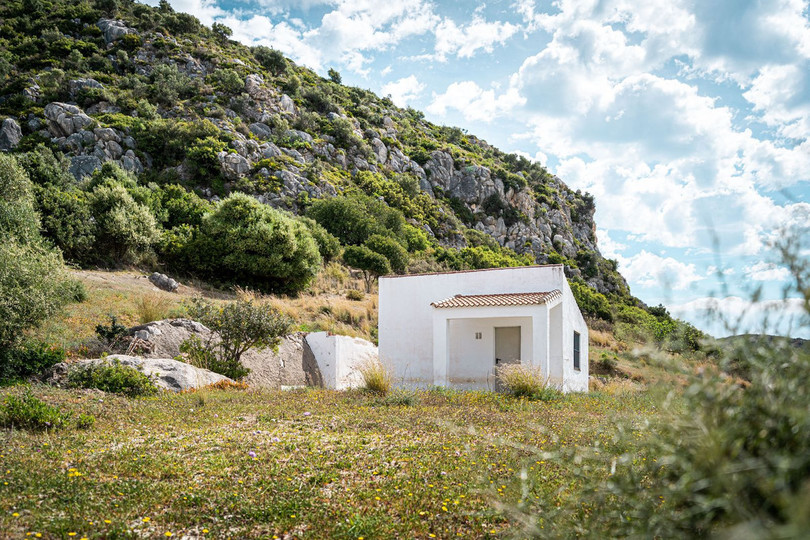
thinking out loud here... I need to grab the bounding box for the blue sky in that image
[148,0,810,338]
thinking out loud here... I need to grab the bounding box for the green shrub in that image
[496,364,546,398]
[185,136,227,185]
[298,216,341,262]
[94,315,128,348]
[189,193,321,293]
[157,184,211,229]
[88,183,160,264]
[343,245,391,292]
[0,154,40,244]
[67,361,159,397]
[182,296,293,380]
[0,342,66,381]
[569,279,613,321]
[207,68,243,94]
[460,245,533,269]
[34,186,96,264]
[364,234,408,274]
[75,413,96,429]
[252,45,287,75]
[0,242,73,349]
[307,194,407,246]
[150,62,194,105]
[346,289,365,301]
[179,334,249,381]
[0,389,71,431]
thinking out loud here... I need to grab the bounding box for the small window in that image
[475,332,482,340]
[573,331,581,371]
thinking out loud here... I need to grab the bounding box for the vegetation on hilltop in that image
[0,0,632,304]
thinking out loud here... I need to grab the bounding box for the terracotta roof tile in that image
[431,290,563,309]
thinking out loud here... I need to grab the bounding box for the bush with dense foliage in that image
[188,193,321,293]
[364,234,409,274]
[0,341,66,381]
[0,156,75,350]
[343,245,391,291]
[182,296,292,379]
[0,388,72,431]
[67,361,159,397]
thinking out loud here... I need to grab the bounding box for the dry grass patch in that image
[134,293,173,323]
[358,359,392,395]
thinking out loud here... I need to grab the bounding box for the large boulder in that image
[127,319,323,390]
[148,272,179,292]
[44,102,92,138]
[97,18,135,43]
[0,118,22,151]
[69,78,104,97]
[69,155,102,179]
[218,151,250,180]
[51,355,231,392]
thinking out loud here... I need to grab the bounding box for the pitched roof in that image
[430,290,563,309]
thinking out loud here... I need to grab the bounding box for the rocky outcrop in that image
[124,320,323,389]
[97,18,135,43]
[0,118,22,151]
[44,102,92,138]
[148,272,179,292]
[49,355,231,391]
[69,78,104,97]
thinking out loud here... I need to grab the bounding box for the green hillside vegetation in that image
[0,0,630,305]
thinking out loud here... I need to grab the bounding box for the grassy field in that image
[0,384,656,539]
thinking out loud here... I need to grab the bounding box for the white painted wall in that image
[559,279,589,392]
[447,316,532,390]
[379,265,589,392]
[305,332,377,390]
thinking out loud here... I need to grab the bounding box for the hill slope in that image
[0,0,631,302]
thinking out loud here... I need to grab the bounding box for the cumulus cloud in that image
[427,81,524,122]
[381,75,425,107]
[614,250,704,291]
[432,17,519,61]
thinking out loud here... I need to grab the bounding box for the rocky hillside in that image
[0,0,630,301]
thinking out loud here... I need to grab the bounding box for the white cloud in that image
[427,81,524,122]
[432,17,519,61]
[381,75,425,107]
[615,250,704,291]
[595,229,626,260]
[743,262,791,282]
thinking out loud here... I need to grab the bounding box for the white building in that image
[378,265,589,393]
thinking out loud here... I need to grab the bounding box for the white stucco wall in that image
[447,316,533,390]
[305,332,377,390]
[379,265,589,392]
[559,280,589,392]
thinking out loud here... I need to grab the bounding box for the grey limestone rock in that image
[69,78,104,96]
[148,272,179,292]
[249,122,273,139]
[0,118,22,151]
[97,18,135,43]
[44,102,92,137]
[69,155,102,179]
[279,94,295,114]
[218,151,250,180]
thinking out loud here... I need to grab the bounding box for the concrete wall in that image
[559,279,589,392]
[379,265,589,391]
[447,316,532,390]
[305,332,377,390]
